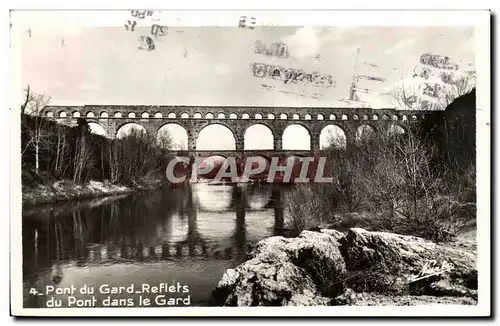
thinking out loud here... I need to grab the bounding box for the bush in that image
[21,114,175,188]
[283,90,477,242]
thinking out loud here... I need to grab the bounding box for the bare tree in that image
[106,139,121,183]
[355,125,376,146]
[53,124,68,177]
[156,129,174,149]
[20,85,34,116]
[392,81,420,110]
[22,88,51,175]
[393,75,476,111]
[72,120,93,183]
[325,129,347,150]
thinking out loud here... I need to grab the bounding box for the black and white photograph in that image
[9,8,491,317]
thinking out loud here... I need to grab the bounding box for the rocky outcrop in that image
[212,228,477,306]
[212,231,346,306]
[339,228,477,298]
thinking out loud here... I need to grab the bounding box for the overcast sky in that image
[13,11,476,149]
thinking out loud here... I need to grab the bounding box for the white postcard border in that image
[8,9,491,317]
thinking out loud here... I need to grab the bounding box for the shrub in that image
[283,90,477,242]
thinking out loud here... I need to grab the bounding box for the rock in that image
[284,231,346,296]
[212,258,326,306]
[320,229,345,241]
[212,227,478,306]
[339,228,477,295]
[331,287,359,305]
[288,289,331,306]
[211,230,346,306]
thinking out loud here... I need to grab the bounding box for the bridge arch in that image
[242,113,250,119]
[168,113,177,118]
[292,114,300,120]
[282,124,311,150]
[193,112,202,119]
[267,113,275,119]
[205,113,214,119]
[329,114,336,120]
[244,123,274,150]
[387,124,407,136]
[255,113,263,119]
[154,112,162,118]
[181,112,189,119]
[116,122,146,139]
[100,112,108,118]
[320,125,347,150]
[58,111,67,118]
[86,111,95,118]
[341,114,348,120]
[362,114,369,120]
[157,123,188,149]
[46,112,54,117]
[317,114,324,120]
[372,114,379,120]
[128,112,136,118]
[280,113,288,120]
[114,112,122,118]
[229,113,237,119]
[196,124,236,150]
[304,114,312,120]
[72,111,81,118]
[217,113,226,119]
[141,112,150,118]
[88,122,107,136]
[355,124,377,144]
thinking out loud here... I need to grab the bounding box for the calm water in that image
[22,184,286,308]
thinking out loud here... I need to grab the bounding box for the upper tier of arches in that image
[45,106,423,122]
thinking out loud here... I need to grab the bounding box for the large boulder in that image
[212,227,478,306]
[211,231,346,306]
[339,228,477,297]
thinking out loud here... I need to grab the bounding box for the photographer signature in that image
[409,260,454,283]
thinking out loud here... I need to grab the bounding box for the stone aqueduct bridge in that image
[43,105,426,152]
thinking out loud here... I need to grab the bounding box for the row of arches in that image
[47,110,420,121]
[89,122,406,151]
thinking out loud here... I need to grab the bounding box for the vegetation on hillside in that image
[284,89,477,242]
[21,87,174,189]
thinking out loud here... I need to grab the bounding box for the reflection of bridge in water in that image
[22,184,285,280]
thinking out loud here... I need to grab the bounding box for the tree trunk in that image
[35,142,39,175]
[54,128,61,175]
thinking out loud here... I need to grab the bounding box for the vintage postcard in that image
[9,9,490,317]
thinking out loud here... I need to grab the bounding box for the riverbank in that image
[211,227,477,306]
[22,180,135,207]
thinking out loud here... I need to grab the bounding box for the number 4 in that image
[239,16,247,28]
[29,288,38,295]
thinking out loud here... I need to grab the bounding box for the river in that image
[22,183,286,308]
